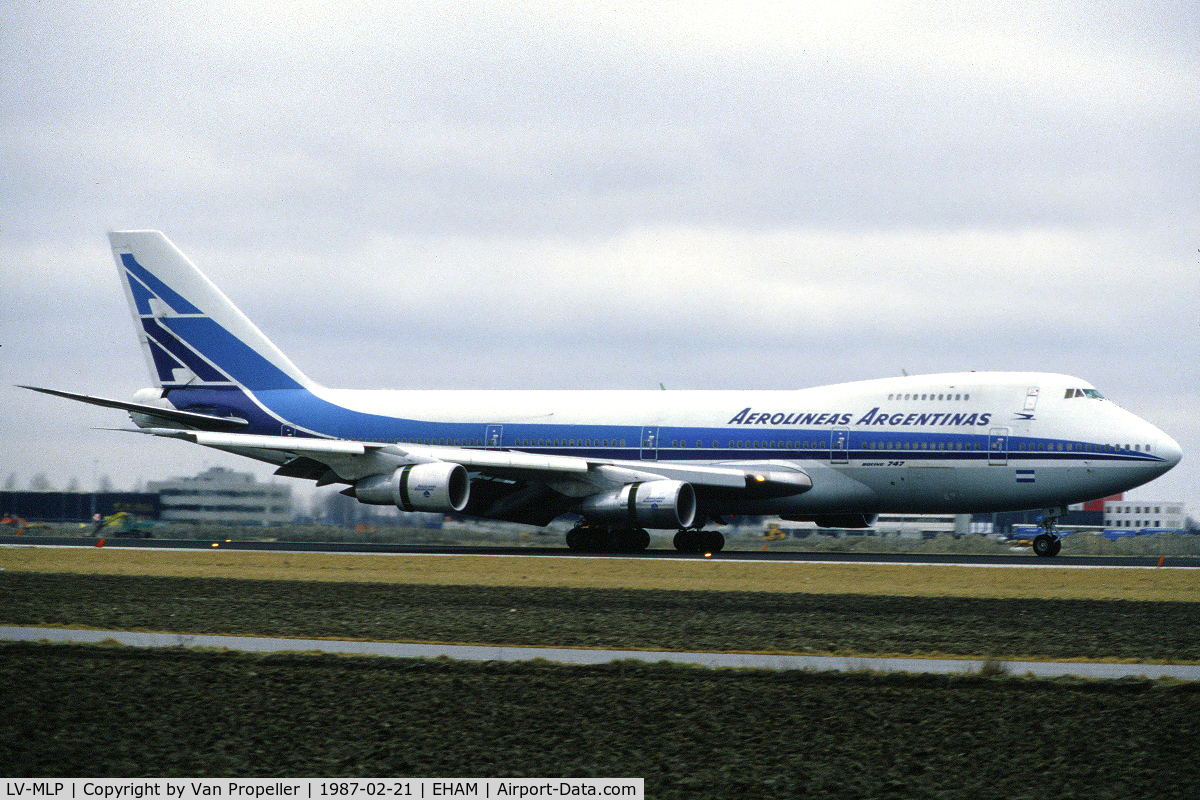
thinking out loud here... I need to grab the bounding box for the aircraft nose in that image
[1156,430,1183,469]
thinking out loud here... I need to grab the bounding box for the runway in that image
[4,534,1199,568]
[4,625,1198,680]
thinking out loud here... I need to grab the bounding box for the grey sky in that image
[2,1,1196,515]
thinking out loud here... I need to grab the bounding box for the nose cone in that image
[1111,406,1182,483]
[1156,429,1183,470]
[1135,420,1183,485]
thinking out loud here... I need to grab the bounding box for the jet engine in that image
[354,462,470,513]
[580,480,696,529]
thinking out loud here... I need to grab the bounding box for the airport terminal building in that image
[1104,500,1186,531]
[146,467,292,526]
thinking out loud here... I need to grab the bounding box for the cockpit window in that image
[1065,388,1105,399]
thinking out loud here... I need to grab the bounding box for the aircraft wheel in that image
[673,530,700,553]
[674,529,723,554]
[629,528,651,552]
[1032,533,1060,557]
[567,525,607,553]
[702,530,725,553]
[565,527,584,551]
[610,528,650,553]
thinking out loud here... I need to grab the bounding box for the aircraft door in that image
[1023,387,1040,414]
[640,426,659,460]
[830,428,850,464]
[988,427,1010,466]
[485,424,503,449]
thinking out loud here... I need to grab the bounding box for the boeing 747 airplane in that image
[26,231,1182,556]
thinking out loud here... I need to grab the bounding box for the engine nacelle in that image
[580,480,696,529]
[354,462,470,513]
[782,512,878,529]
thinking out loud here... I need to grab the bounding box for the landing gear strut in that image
[1031,507,1065,557]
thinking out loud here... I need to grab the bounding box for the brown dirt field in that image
[4,547,1199,796]
[2,643,1198,799]
[3,572,1199,662]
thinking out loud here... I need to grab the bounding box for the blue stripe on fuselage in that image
[166,386,1166,467]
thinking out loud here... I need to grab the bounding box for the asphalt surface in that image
[5,626,1198,680]
[3,534,1199,567]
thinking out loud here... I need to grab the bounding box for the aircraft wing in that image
[131,428,812,524]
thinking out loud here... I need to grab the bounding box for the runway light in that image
[211,542,220,548]
[704,552,713,558]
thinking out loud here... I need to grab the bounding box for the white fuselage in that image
[257,371,1180,517]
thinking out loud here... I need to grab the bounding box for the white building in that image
[1104,500,1186,531]
[873,514,966,537]
[148,467,292,526]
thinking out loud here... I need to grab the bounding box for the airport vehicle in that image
[0,514,51,535]
[89,511,154,538]
[25,231,1181,556]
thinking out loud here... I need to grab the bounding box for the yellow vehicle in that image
[90,511,154,538]
[764,522,788,541]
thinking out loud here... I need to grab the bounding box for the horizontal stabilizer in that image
[21,386,248,432]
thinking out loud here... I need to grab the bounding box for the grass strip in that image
[1,546,1197,600]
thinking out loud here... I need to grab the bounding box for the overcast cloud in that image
[2,1,1196,515]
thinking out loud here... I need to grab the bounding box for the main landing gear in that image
[673,529,725,554]
[564,523,726,554]
[565,523,650,554]
[1031,507,1065,557]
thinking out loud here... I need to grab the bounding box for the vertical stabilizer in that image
[109,231,313,392]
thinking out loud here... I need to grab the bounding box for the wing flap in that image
[142,428,372,455]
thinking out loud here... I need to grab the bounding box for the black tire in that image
[1032,533,1058,557]
[630,528,651,552]
[673,530,700,553]
[565,527,583,551]
[702,530,725,553]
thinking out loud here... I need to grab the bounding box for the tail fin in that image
[109,231,313,392]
